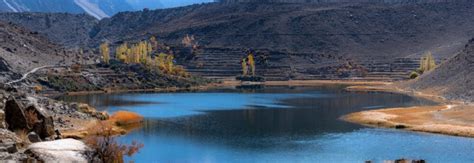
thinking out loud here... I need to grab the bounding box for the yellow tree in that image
[419,51,436,73]
[247,53,255,76]
[147,42,153,54]
[138,41,148,65]
[149,36,158,50]
[116,43,128,63]
[126,48,132,64]
[100,42,110,64]
[166,54,174,73]
[156,53,167,72]
[241,58,248,76]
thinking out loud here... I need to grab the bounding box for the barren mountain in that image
[0,21,76,82]
[0,13,98,47]
[408,39,474,103]
[1,2,474,80]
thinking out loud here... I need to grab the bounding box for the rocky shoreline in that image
[0,84,109,161]
[0,79,471,161]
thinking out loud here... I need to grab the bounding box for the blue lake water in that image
[62,86,474,162]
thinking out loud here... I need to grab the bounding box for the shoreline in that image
[343,84,474,138]
[54,79,474,139]
[47,79,391,97]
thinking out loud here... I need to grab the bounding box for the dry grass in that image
[85,121,143,163]
[343,105,474,137]
[25,109,39,128]
[109,111,144,126]
[14,129,30,147]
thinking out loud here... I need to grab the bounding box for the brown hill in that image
[1,2,474,80]
[0,13,97,47]
[408,39,474,103]
[0,21,79,83]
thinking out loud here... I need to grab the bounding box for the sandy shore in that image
[343,84,474,138]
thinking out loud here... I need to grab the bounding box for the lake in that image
[61,86,474,162]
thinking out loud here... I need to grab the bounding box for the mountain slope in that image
[0,0,212,19]
[0,0,133,19]
[92,2,474,59]
[1,2,474,80]
[408,39,474,102]
[0,12,98,47]
[0,21,77,82]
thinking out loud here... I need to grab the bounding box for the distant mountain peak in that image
[73,0,109,19]
[0,0,213,19]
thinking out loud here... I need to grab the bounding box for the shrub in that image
[85,122,144,162]
[109,111,144,126]
[409,71,419,79]
[25,109,40,128]
[236,75,265,82]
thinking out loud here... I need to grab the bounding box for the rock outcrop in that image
[25,139,91,162]
[4,98,55,139]
[4,98,28,131]
[24,106,55,139]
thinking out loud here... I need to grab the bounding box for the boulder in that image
[0,139,17,154]
[4,98,29,131]
[25,105,55,139]
[0,110,5,129]
[27,132,41,143]
[26,139,91,162]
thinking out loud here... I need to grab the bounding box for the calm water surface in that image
[62,86,474,163]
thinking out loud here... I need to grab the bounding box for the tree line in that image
[100,36,188,77]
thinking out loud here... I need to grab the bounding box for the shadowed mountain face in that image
[409,39,474,102]
[0,2,473,80]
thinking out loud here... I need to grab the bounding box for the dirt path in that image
[6,65,53,85]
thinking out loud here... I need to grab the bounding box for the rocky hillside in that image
[1,2,474,80]
[408,39,474,103]
[216,0,467,3]
[0,13,98,47]
[0,21,78,83]
[0,0,134,19]
[0,0,213,19]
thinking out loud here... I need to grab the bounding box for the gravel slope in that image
[409,38,474,103]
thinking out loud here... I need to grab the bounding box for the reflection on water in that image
[62,86,474,162]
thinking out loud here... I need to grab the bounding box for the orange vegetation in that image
[108,111,144,126]
[85,121,144,162]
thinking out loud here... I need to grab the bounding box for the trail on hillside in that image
[6,65,53,85]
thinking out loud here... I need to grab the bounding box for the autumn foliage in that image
[419,51,436,73]
[110,36,190,77]
[100,42,110,65]
[109,111,144,126]
[241,52,256,76]
[85,121,144,163]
